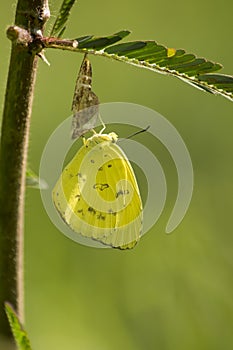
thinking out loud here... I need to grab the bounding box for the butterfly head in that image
[85,132,118,147]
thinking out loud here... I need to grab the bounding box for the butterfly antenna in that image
[124,125,150,140]
[90,114,105,135]
[99,114,106,134]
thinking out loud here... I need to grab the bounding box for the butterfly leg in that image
[99,114,106,134]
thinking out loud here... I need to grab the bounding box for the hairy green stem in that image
[0,0,49,347]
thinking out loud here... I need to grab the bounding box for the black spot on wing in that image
[77,172,86,182]
[97,213,106,220]
[88,206,96,215]
[116,189,130,198]
[108,208,117,216]
[75,194,81,201]
[93,183,109,191]
[77,209,84,216]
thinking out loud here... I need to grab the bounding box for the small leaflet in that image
[5,302,32,350]
[167,47,176,57]
[71,54,99,139]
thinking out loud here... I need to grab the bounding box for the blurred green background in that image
[1,1,233,349]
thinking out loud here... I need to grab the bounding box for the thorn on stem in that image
[37,51,50,66]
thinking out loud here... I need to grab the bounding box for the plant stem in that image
[0,0,49,346]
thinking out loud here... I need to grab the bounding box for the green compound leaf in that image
[5,303,32,350]
[73,35,232,101]
[50,0,77,37]
[76,30,131,50]
[45,31,233,101]
[26,168,48,190]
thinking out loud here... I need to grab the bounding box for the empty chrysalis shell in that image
[71,54,99,139]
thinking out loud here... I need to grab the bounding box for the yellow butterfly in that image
[52,131,143,249]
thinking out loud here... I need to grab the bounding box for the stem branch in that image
[0,0,49,346]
